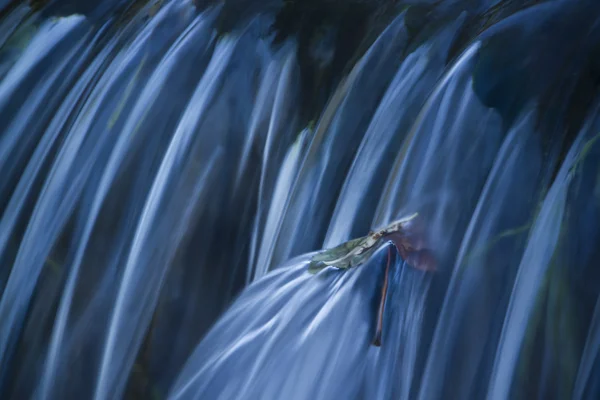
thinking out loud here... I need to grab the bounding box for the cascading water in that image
[1,0,600,399]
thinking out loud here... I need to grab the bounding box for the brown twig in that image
[373,245,392,346]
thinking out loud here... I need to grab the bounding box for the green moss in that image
[568,132,600,176]
[128,360,163,400]
[45,257,62,275]
[1,17,37,51]
[461,222,531,268]
[516,258,581,398]
[108,54,147,130]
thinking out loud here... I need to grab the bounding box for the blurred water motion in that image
[0,0,600,399]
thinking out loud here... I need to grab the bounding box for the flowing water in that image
[1,0,600,399]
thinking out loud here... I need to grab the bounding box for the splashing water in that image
[1,0,600,399]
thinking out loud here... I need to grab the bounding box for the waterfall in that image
[1,0,600,399]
